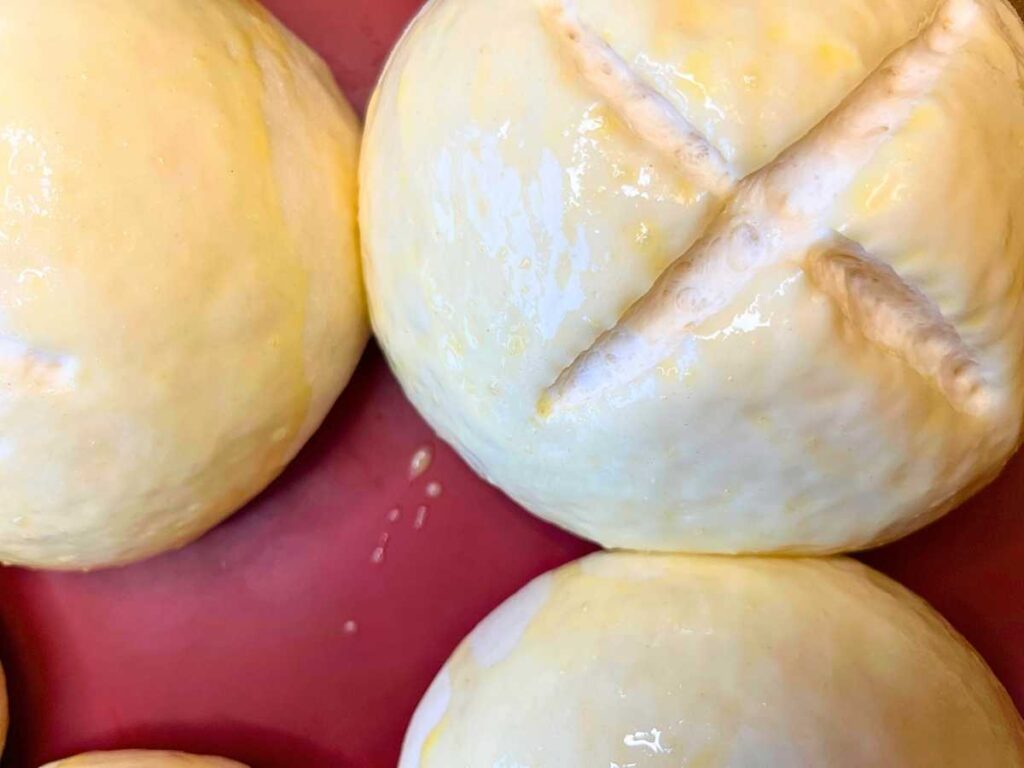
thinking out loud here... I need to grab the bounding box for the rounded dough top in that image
[401,552,1024,767]
[0,0,367,568]
[41,752,246,768]
[362,0,1024,553]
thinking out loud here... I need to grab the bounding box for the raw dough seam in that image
[0,337,77,392]
[538,0,734,196]
[539,0,995,418]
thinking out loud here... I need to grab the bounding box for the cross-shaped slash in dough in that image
[538,0,998,419]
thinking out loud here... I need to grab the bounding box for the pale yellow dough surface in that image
[362,0,1024,553]
[0,0,368,568]
[41,752,246,768]
[402,552,1024,767]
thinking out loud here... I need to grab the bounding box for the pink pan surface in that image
[0,2,1021,766]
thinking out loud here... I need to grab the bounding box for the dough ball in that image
[0,662,7,759]
[0,0,368,568]
[40,752,245,768]
[401,552,1024,767]
[362,0,1024,553]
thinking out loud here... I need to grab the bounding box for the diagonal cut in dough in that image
[540,0,995,418]
[805,236,994,416]
[538,0,735,196]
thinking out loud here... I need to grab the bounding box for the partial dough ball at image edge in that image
[0,661,7,760]
[362,0,1024,553]
[401,552,1024,767]
[0,0,368,568]
[40,752,246,768]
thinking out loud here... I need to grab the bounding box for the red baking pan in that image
[0,1,1020,766]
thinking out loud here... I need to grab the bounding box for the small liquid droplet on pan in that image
[414,505,429,530]
[409,445,434,480]
[371,531,391,564]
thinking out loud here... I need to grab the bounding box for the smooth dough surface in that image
[401,552,1024,767]
[362,0,1024,553]
[0,0,368,568]
[41,752,246,768]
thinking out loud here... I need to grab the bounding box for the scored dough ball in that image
[362,0,1024,553]
[40,752,246,768]
[401,553,1024,767]
[0,0,367,568]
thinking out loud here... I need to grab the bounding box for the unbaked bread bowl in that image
[0,0,367,569]
[401,552,1024,767]
[40,752,246,768]
[362,0,1024,553]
